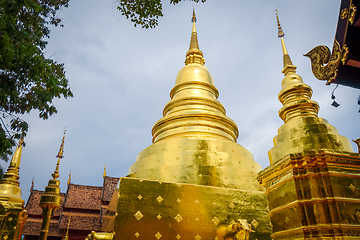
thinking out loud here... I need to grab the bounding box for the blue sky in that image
[3,0,359,203]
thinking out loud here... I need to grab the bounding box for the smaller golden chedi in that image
[0,139,27,240]
[258,11,360,240]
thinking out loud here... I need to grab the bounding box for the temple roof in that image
[59,212,101,231]
[64,184,103,210]
[22,219,62,237]
[23,176,119,238]
[102,176,119,202]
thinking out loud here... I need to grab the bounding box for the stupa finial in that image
[0,138,24,187]
[185,9,205,65]
[63,216,71,240]
[67,170,71,186]
[52,129,66,180]
[30,177,34,192]
[276,10,296,75]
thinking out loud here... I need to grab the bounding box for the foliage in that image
[118,0,206,29]
[0,0,73,162]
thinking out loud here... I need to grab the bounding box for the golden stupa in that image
[258,11,360,240]
[0,139,27,240]
[107,10,272,240]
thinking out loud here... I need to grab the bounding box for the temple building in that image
[22,176,119,240]
[2,4,360,240]
[258,12,360,240]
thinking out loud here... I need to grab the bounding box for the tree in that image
[0,0,73,167]
[118,0,206,29]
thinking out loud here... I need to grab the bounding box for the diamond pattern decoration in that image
[176,234,181,239]
[157,214,162,220]
[195,234,201,240]
[194,199,200,205]
[8,217,13,222]
[174,214,183,223]
[214,237,219,240]
[135,232,140,238]
[251,205,255,210]
[251,219,259,229]
[137,195,142,200]
[177,199,181,203]
[3,235,8,240]
[195,217,200,221]
[198,174,203,177]
[134,211,143,221]
[285,216,290,224]
[350,184,356,192]
[155,232,162,240]
[212,217,220,226]
[157,196,164,203]
[229,203,235,209]
[281,191,285,197]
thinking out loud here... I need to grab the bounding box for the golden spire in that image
[103,164,106,178]
[0,138,25,202]
[1,138,24,187]
[276,10,296,75]
[67,170,71,186]
[39,130,66,240]
[185,9,205,65]
[63,216,71,240]
[274,10,319,123]
[52,129,66,180]
[30,177,34,192]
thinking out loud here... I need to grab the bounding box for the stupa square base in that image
[113,177,271,240]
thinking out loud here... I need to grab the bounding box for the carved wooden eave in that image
[305,0,360,89]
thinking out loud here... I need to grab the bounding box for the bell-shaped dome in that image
[128,11,263,191]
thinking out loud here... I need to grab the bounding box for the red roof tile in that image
[102,177,119,202]
[64,184,102,210]
[22,219,62,236]
[59,213,101,231]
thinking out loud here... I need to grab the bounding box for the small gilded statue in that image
[217,218,254,240]
[231,219,254,240]
[85,231,114,240]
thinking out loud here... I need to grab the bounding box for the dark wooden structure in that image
[306,0,360,89]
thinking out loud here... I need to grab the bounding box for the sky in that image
[3,0,359,203]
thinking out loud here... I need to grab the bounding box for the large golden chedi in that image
[112,11,271,240]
